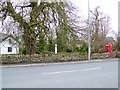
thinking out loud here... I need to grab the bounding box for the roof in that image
[104,37,115,45]
[0,33,19,43]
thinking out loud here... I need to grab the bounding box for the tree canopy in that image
[0,0,82,55]
[0,1,114,55]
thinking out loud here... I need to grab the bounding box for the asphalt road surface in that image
[2,60,118,88]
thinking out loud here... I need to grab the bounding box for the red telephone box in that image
[104,43,112,58]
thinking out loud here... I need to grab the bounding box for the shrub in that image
[20,47,26,55]
[79,44,88,55]
[66,48,72,52]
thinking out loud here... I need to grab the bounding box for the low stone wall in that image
[0,52,117,64]
[116,52,120,58]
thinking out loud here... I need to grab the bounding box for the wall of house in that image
[0,37,19,54]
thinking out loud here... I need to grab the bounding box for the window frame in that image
[8,47,12,52]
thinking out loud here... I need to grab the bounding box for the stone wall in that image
[0,52,118,64]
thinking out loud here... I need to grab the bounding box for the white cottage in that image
[0,33,19,54]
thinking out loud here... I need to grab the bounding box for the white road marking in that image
[42,67,101,75]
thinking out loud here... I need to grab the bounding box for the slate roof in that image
[0,33,18,43]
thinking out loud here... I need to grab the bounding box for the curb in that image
[0,58,119,68]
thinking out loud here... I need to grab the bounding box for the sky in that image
[71,0,119,37]
[0,0,119,38]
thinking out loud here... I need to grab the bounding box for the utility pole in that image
[88,0,91,61]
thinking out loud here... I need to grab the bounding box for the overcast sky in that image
[71,0,119,37]
[0,0,119,37]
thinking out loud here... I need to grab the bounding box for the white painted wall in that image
[0,37,19,54]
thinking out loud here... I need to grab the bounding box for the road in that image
[2,60,118,88]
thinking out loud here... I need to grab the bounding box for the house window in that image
[8,47,12,52]
[9,39,11,44]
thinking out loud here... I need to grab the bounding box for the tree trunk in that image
[24,29,36,55]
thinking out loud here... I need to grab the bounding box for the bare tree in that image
[89,6,112,53]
